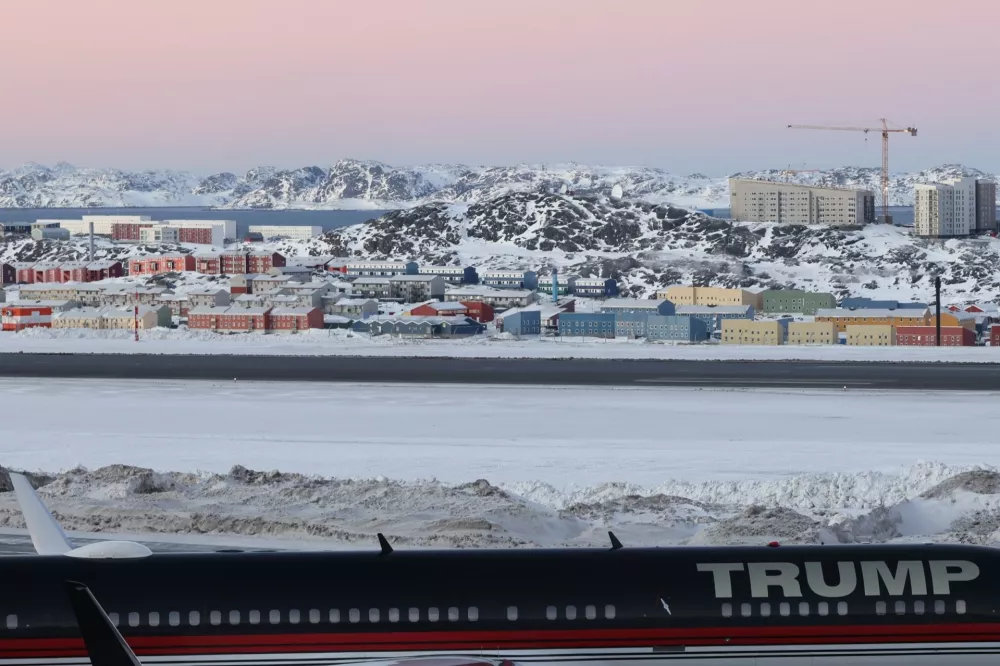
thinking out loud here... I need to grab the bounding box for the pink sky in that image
[1,0,996,174]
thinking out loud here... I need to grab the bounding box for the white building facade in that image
[248,225,323,240]
[914,177,994,237]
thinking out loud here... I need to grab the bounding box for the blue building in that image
[839,298,928,310]
[481,270,538,290]
[616,313,708,341]
[573,277,619,298]
[600,298,675,316]
[351,316,484,338]
[417,265,479,285]
[496,308,541,336]
[675,305,754,333]
[558,312,616,338]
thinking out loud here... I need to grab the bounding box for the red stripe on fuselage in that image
[2,624,1000,658]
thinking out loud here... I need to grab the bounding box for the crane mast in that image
[787,119,917,224]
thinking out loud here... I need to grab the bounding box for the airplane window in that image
[448,607,459,622]
[957,600,967,615]
[250,611,260,625]
[5,616,15,631]
[428,608,440,622]
[507,606,518,621]
[310,609,321,624]
[349,609,360,623]
[408,608,419,622]
[110,613,120,627]
[799,602,809,616]
[468,607,479,622]
[604,605,615,620]
[270,610,281,625]
[914,601,925,615]
[369,609,380,623]
[760,603,771,617]
[935,600,945,615]
[289,610,300,624]
[585,605,596,620]
[129,613,140,627]
[388,608,399,623]
[566,605,577,620]
[721,603,732,618]
[779,603,790,617]
[210,611,221,626]
[189,611,200,626]
[875,601,886,616]
[837,602,848,616]
[169,612,180,627]
[330,610,341,624]
[818,602,829,616]
[230,611,240,625]
[546,606,557,620]
[149,612,160,627]
[895,601,905,615]
[741,603,751,617]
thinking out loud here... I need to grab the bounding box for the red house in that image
[13,262,35,284]
[248,252,286,273]
[188,306,271,333]
[221,251,249,274]
[1,304,52,331]
[897,326,976,347]
[176,227,213,244]
[195,253,221,275]
[129,255,194,276]
[111,221,156,241]
[60,262,90,282]
[87,260,124,281]
[460,300,495,323]
[1,262,15,285]
[32,262,63,284]
[992,324,1000,347]
[409,302,469,318]
[268,307,323,332]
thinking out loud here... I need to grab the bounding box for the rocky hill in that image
[1,161,995,210]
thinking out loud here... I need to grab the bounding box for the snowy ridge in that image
[2,462,999,548]
[1,161,994,210]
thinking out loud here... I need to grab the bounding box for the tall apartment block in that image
[914,177,996,237]
[729,179,875,226]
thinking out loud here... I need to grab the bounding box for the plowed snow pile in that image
[3,463,1000,548]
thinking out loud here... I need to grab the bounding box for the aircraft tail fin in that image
[65,581,143,666]
[10,472,74,555]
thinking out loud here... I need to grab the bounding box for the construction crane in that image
[787,119,917,224]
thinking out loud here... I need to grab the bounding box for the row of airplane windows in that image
[76,605,620,629]
[721,600,967,618]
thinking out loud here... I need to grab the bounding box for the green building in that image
[762,289,836,315]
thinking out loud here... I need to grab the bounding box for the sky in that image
[0,0,997,175]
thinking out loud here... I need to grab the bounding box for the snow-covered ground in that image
[3,378,1000,548]
[2,326,1000,362]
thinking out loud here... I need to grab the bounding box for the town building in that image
[896,326,975,347]
[268,265,312,280]
[154,293,189,317]
[230,274,261,295]
[839,298,928,310]
[536,273,578,296]
[762,289,837,315]
[1,263,14,285]
[221,251,250,274]
[387,275,445,302]
[251,275,302,291]
[129,254,196,276]
[249,252,286,274]
[188,306,271,333]
[444,286,533,309]
[929,311,977,331]
[496,309,541,336]
[787,321,838,345]
[98,286,172,308]
[17,283,103,306]
[721,319,785,345]
[658,286,763,310]
[991,324,1000,347]
[601,298,675,316]
[480,270,538,291]
[0,221,33,237]
[345,261,418,277]
[194,253,221,275]
[846,324,896,346]
[408,301,470,317]
[645,315,709,342]
[573,277,619,298]
[32,262,64,284]
[558,312,616,338]
[139,226,180,244]
[12,262,35,284]
[101,305,172,329]
[816,308,930,333]
[460,300,495,323]
[10,299,78,312]
[325,297,378,318]
[269,307,324,332]
[51,308,106,330]
[186,288,231,309]
[914,177,996,237]
[86,261,124,281]
[1,304,52,331]
[417,265,478,285]
[163,220,235,245]
[31,226,70,241]
[352,316,485,338]
[729,178,875,226]
[247,225,323,240]
[351,277,392,300]
[675,305,754,332]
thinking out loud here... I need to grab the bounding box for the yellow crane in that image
[787,119,917,223]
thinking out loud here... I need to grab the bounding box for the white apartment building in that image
[51,215,151,235]
[914,177,994,237]
[729,179,875,226]
[139,226,180,243]
[248,225,323,240]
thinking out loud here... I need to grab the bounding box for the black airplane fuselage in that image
[2,543,1000,665]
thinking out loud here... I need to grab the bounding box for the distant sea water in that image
[0,207,390,238]
[705,206,918,226]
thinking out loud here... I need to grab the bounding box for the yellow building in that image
[51,309,105,329]
[929,311,977,331]
[846,324,896,346]
[721,319,785,345]
[787,321,838,345]
[815,308,929,333]
[657,286,763,310]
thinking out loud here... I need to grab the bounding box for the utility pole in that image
[134,285,139,343]
[935,275,941,347]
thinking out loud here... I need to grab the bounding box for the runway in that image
[0,352,998,389]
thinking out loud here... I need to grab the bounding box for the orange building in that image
[928,311,977,331]
[1,305,53,332]
[814,308,929,333]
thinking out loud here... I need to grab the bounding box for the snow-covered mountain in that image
[1,161,994,210]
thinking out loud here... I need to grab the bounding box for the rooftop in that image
[815,308,930,318]
[603,298,669,309]
[676,305,753,315]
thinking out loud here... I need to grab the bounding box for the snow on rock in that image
[2,463,1000,548]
